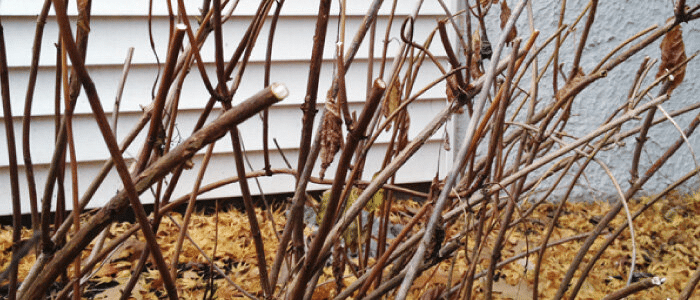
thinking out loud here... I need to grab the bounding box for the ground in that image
[1,190,699,299]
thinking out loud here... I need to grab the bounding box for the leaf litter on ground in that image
[0,190,699,299]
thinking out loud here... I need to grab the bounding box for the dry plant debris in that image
[1,190,699,299]
[656,18,687,94]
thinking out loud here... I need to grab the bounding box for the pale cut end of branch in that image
[271,83,289,100]
[651,276,666,285]
[374,78,386,90]
[175,23,188,31]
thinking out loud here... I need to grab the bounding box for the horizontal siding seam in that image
[0,139,446,168]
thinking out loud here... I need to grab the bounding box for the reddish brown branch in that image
[21,0,51,233]
[45,1,179,298]
[0,16,23,300]
[134,25,186,174]
[601,277,665,300]
[19,84,287,300]
[289,79,386,299]
[262,0,286,175]
[297,0,333,178]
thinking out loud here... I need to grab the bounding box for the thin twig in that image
[111,47,135,135]
[134,25,186,174]
[289,79,386,299]
[552,0,567,96]
[592,24,657,73]
[484,39,521,300]
[548,133,639,287]
[601,277,665,300]
[170,142,216,280]
[656,104,700,179]
[21,0,51,233]
[165,214,260,300]
[0,16,23,300]
[680,259,700,300]
[566,104,700,300]
[297,0,333,182]
[48,1,181,296]
[59,39,83,300]
[19,82,287,300]
[570,0,598,78]
[262,0,285,175]
[269,110,326,292]
[395,2,529,298]
[229,127,274,297]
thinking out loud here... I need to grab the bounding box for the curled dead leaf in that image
[397,112,411,151]
[332,243,345,294]
[471,30,485,78]
[443,129,451,151]
[419,284,445,300]
[500,0,517,44]
[182,158,194,170]
[364,187,384,214]
[446,74,460,103]
[478,0,499,8]
[555,66,585,101]
[319,95,344,180]
[554,66,586,124]
[656,21,686,94]
[445,74,473,112]
[317,190,330,225]
[382,79,402,119]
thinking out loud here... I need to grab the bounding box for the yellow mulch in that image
[1,190,699,299]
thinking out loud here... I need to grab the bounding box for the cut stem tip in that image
[271,83,289,99]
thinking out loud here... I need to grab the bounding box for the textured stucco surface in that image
[454,1,700,200]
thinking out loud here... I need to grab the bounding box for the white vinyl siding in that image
[0,1,452,215]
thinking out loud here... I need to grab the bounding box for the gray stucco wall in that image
[454,1,700,200]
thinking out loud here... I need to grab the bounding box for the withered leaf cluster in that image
[319,93,344,180]
[500,0,517,44]
[657,20,687,94]
[470,30,486,78]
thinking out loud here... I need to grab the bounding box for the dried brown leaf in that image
[344,219,359,253]
[332,243,345,295]
[555,66,585,101]
[445,74,460,103]
[319,95,344,180]
[383,79,402,119]
[10,182,700,299]
[363,180,385,214]
[419,284,445,300]
[499,0,510,29]
[471,30,485,78]
[397,113,411,151]
[478,0,498,7]
[500,0,517,44]
[656,21,687,94]
[492,279,534,300]
[113,237,146,262]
